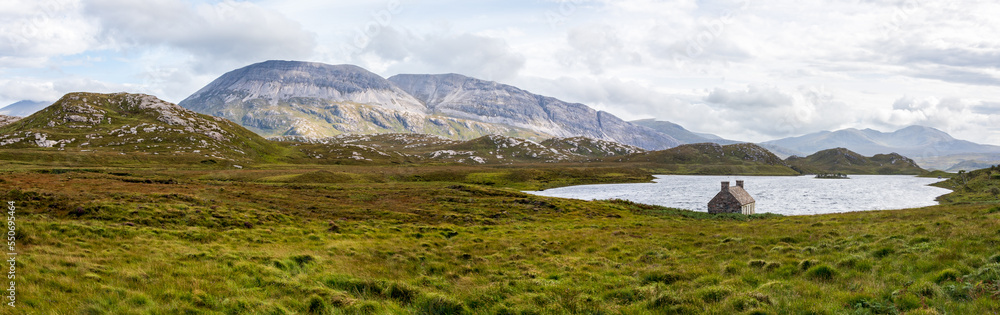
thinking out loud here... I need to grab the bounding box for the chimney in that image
[721,181,730,191]
[736,180,744,188]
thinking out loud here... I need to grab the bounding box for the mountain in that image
[0,100,51,117]
[910,153,1000,172]
[630,119,740,145]
[784,148,925,175]
[388,73,680,149]
[179,60,680,150]
[0,92,280,162]
[763,126,1000,159]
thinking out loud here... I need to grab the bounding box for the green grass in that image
[4,163,999,314]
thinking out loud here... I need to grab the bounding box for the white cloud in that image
[82,0,316,73]
[358,27,526,82]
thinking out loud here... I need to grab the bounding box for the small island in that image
[815,173,849,179]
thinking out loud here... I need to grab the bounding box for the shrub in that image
[748,260,767,268]
[306,295,326,314]
[968,263,1000,282]
[805,265,837,281]
[871,247,895,259]
[695,285,732,303]
[798,260,818,271]
[933,269,962,283]
[911,280,942,298]
[764,262,782,271]
[641,271,684,285]
[416,294,467,315]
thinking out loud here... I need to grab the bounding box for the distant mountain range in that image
[630,119,741,145]
[179,60,680,150]
[0,91,931,175]
[761,126,1000,170]
[0,100,51,117]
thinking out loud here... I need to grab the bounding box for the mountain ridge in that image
[179,60,681,150]
[764,125,1000,157]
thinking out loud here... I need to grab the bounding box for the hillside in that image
[932,164,1000,204]
[540,137,644,157]
[0,92,282,163]
[630,119,740,145]
[614,142,799,175]
[785,148,926,175]
[0,115,20,127]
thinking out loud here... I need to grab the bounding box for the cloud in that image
[360,27,526,82]
[82,0,316,72]
[0,0,97,66]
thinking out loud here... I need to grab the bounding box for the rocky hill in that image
[0,92,281,163]
[179,61,680,150]
[784,148,926,175]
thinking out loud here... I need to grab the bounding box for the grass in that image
[3,161,999,314]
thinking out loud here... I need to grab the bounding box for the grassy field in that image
[3,161,999,314]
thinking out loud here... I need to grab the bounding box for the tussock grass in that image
[2,163,998,313]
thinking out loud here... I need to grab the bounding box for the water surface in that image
[527,175,951,215]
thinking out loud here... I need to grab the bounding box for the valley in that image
[0,90,998,313]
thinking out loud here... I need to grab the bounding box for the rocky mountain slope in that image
[785,148,925,175]
[278,133,643,165]
[763,125,1000,159]
[179,61,680,150]
[389,73,680,149]
[0,92,280,162]
[0,115,20,127]
[630,119,740,145]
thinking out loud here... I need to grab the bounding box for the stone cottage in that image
[708,180,756,214]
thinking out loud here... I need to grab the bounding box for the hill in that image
[0,92,282,164]
[785,148,926,175]
[179,60,680,150]
[630,119,741,145]
[614,142,799,175]
[932,164,1000,204]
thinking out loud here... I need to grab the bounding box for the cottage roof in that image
[726,186,755,205]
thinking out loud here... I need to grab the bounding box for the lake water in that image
[526,175,952,216]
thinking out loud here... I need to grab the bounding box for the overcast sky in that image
[2,0,1000,144]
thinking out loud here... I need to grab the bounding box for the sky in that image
[2,0,1000,144]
